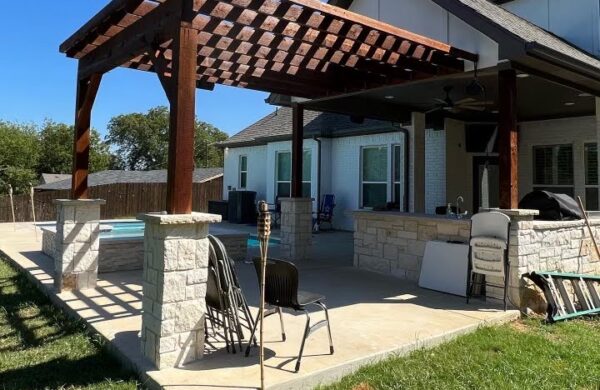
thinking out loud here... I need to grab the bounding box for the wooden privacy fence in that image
[0,177,223,222]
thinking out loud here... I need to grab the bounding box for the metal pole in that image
[257,201,271,390]
[8,185,16,231]
[30,184,38,241]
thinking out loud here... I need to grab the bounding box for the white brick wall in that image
[518,116,597,204]
[425,129,447,214]
[223,145,267,200]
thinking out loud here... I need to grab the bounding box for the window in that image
[275,150,312,198]
[239,155,248,189]
[361,146,388,208]
[393,145,405,209]
[533,144,574,197]
[585,143,598,210]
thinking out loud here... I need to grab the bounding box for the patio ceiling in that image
[60,0,478,98]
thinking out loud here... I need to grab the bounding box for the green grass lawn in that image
[0,256,139,390]
[322,319,600,390]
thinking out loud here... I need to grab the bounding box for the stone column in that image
[53,199,105,293]
[138,212,221,370]
[280,198,312,262]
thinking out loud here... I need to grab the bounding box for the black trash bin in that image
[228,191,257,224]
[208,200,229,221]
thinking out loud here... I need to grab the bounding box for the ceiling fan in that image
[425,86,493,114]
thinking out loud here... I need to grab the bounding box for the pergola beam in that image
[78,0,180,79]
[166,22,199,214]
[71,72,102,200]
[498,69,519,209]
[291,103,304,198]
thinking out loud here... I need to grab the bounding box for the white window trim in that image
[274,149,312,198]
[239,155,248,189]
[392,144,404,207]
[360,145,389,209]
[532,144,574,188]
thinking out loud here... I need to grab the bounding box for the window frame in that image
[584,142,599,211]
[392,144,405,209]
[532,144,574,195]
[274,149,312,198]
[360,145,389,209]
[238,155,248,189]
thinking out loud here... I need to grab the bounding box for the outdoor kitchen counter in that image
[352,211,471,280]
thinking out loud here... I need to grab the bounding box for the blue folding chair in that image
[314,194,335,231]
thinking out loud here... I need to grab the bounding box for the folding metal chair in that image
[466,211,511,311]
[245,258,334,372]
[205,235,255,353]
[314,194,335,231]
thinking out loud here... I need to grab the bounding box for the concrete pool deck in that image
[0,222,519,390]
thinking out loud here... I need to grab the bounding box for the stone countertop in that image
[353,210,472,225]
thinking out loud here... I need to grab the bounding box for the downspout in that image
[313,136,322,212]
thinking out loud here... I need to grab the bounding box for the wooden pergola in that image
[61,0,478,214]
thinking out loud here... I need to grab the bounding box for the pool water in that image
[100,221,146,239]
[100,221,280,247]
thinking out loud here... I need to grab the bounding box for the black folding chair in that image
[205,235,255,353]
[245,258,334,372]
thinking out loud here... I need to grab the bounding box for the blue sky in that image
[0,1,275,137]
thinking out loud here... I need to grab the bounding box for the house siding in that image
[348,0,499,69]
[501,0,600,58]
[518,116,597,205]
[223,145,267,201]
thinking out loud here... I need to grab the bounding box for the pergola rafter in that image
[61,0,477,213]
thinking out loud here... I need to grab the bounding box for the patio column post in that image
[409,112,426,213]
[498,69,519,209]
[165,21,198,215]
[71,71,102,200]
[291,103,304,198]
[596,97,600,208]
[281,103,312,261]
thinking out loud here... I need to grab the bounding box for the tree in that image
[37,121,112,175]
[0,121,40,194]
[106,106,228,170]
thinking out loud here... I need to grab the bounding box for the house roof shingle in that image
[35,168,223,191]
[218,107,394,147]
[434,0,600,71]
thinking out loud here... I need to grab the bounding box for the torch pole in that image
[30,184,38,241]
[8,185,16,231]
[257,201,271,390]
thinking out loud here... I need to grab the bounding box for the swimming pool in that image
[99,221,280,247]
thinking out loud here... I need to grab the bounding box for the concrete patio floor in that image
[0,222,519,390]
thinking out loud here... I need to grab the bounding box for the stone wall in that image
[42,229,248,273]
[353,211,470,280]
[505,210,600,308]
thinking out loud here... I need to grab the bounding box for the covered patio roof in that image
[61,0,478,213]
[61,0,477,98]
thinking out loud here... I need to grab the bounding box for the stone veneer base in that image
[53,199,105,292]
[280,198,313,261]
[137,212,221,370]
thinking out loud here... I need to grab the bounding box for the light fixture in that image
[517,73,530,78]
[384,95,395,100]
[579,92,592,97]
[491,110,499,114]
[404,68,413,72]
[565,102,575,106]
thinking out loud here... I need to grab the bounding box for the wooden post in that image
[498,69,518,209]
[71,72,102,200]
[291,103,304,198]
[166,23,198,214]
